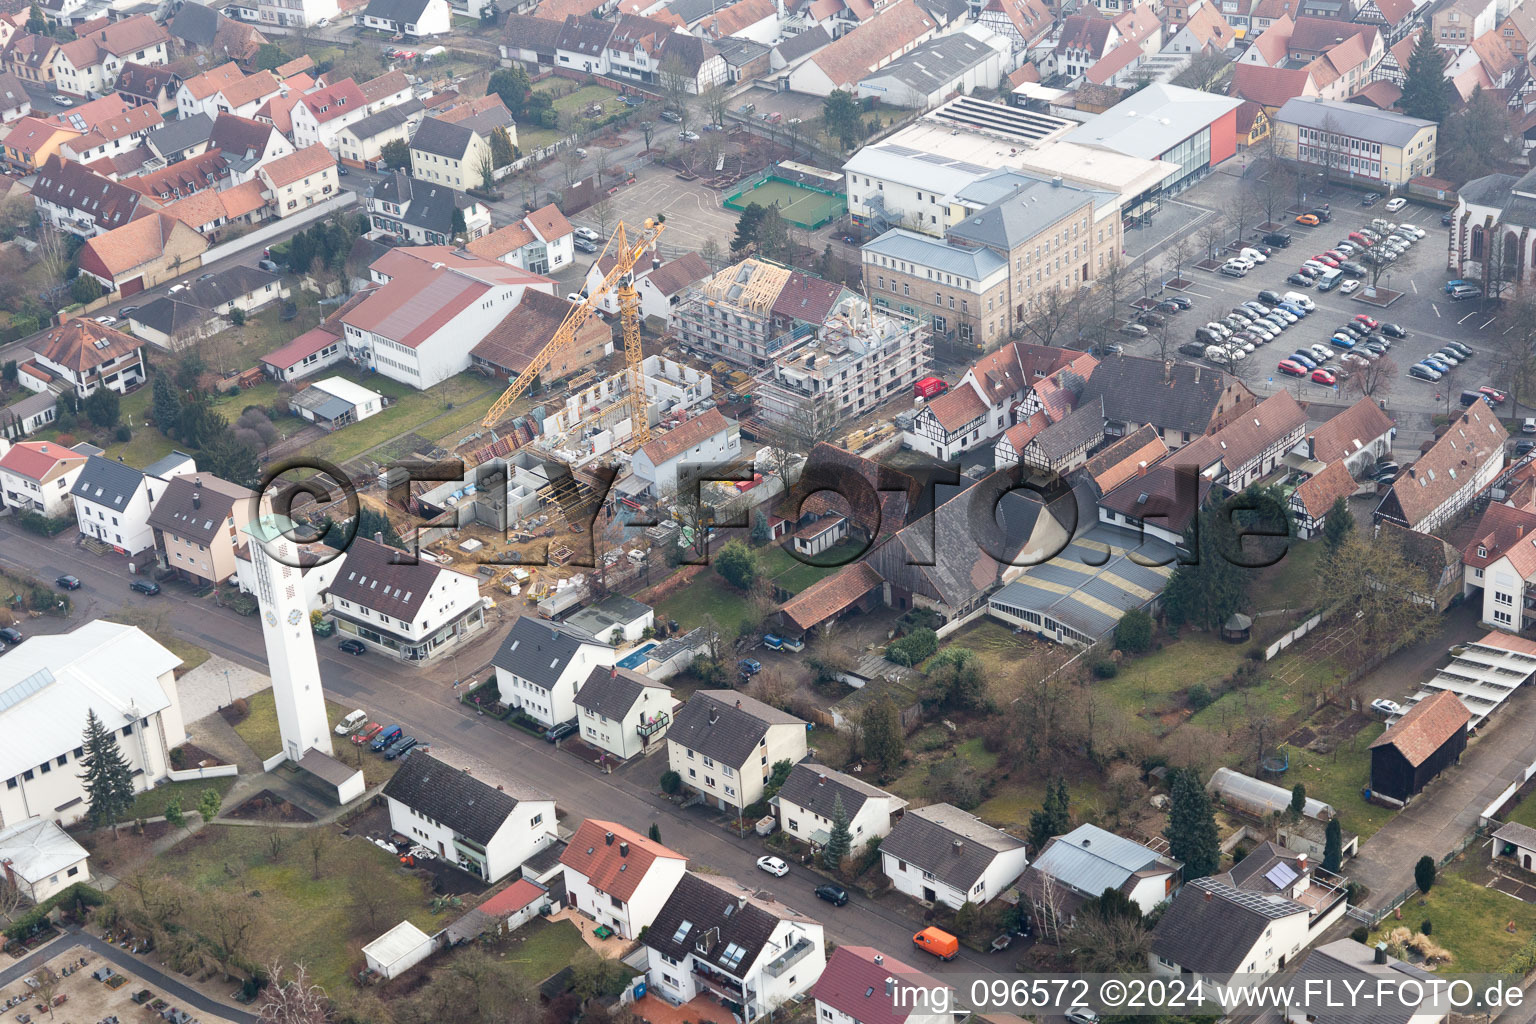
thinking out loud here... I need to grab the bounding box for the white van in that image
[1315,268,1343,291]
[1282,291,1316,311]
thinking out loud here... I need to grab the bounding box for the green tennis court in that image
[725,176,847,229]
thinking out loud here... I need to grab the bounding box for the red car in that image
[1311,368,1337,385]
[1481,386,1508,404]
[1278,359,1308,377]
[1324,249,1349,261]
[1312,255,1340,267]
[351,722,383,745]
[1353,314,1380,328]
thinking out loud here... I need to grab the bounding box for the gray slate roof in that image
[668,689,804,768]
[947,174,1114,251]
[1030,823,1168,898]
[775,762,900,822]
[860,31,998,92]
[643,872,797,975]
[1150,877,1307,977]
[346,98,423,141]
[774,25,831,62]
[170,2,221,47]
[863,227,1007,280]
[879,802,1024,891]
[572,665,669,720]
[374,173,475,233]
[1286,941,1441,1024]
[492,615,605,691]
[329,537,443,620]
[71,455,146,508]
[382,751,544,844]
[143,450,195,479]
[147,113,214,160]
[411,116,476,160]
[129,297,208,338]
[1274,96,1436,148]
[1080,353,1240,436]
[364,0,437,25]
[182,265,282,309]
[1031,397,1106,462]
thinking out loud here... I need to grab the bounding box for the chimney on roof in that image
[818,773,826,784]
[736,699,742,708]
[1204,888,1213,902]
[605,830,615,845]
[885,978,895,997]
[1137,461,1147,477]
[192,487,200,510]
[709,708,718,725]
[375,531,383,544]
[1374,943,1388,965]
[1297,852,1307,867]
[874,954,884,966]
[620,841,629,857]
[952,839,963,854]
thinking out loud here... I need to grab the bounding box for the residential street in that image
[0,521,1001,977]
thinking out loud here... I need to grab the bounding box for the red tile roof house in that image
[580,250,712,326]
[78,212,209,297]
[560,819,687,940]
[340,245,559,389]
[1460,502,1536,629]
[902,342,1097,460]
[51,14,169,99]
[1374,400,1508,534]
[21,318,145,398]
[814,946,953,1024]
[289,78,367,151]
[0,440,87,516]
[256,142,338,218]
[54,93,162,165]
[630,408,741,498]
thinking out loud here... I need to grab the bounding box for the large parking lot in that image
[1112,189,1513,422]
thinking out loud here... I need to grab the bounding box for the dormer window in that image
[1480,546,1488,557]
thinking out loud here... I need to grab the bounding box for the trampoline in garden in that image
[724,176,847,229]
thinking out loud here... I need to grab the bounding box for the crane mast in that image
[480,217,665,455]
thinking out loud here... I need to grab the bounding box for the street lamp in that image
[222,668,233,707]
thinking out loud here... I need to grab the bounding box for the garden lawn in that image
[302,372,501,466]
[651,573,755,644]
[1249,541,1324,614]
[1282,721,1392,840]
[128,775,236,819]
[153,824,440,993]
[1100,633,1250,722]
[496,918,587,986]
[234,689,353,760]
[1505,791,1536,831]
[1367,860,1536,973]
[164,636,211,673]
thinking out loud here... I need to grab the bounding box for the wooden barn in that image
[1368,691,1471,804]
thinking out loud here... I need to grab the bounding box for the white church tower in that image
[246,516,334,763]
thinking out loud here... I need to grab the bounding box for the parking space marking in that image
[1459,310,1478,324]
[1433,303,1441,317]
[1482,318,1498,330]
[1411,280,1418,294]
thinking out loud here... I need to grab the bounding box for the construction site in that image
[288,221,928,628]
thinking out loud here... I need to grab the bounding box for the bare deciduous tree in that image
[1345,355,1396,399]
[257,962,329,1024]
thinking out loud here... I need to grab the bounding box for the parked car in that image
[384,736,417,760]
[1258,289,1285,304]
[1445,279,1471,293]
[658,110,682,123]
[1066,1010,1103,1024]
[1519,439,1536,456]
[1449,284,1482,300]
[1119,322,1149,336]
[339,638,367,655]
[1282,292,1315,310]
[1311,368,1337,385]
[573,237,599,253]
[1288,352,1318,370]
[1240,247,1267,264]
[1295,213,1321,225]
[677,130,699,142]
[1339,280,1360,295]
[1371,698,1403,715]
[1154,300,1181,314]
[335,709,367,735]
[1286,273,1314,287]
[1329,334,1357,349]
[55,574,81,590]
[814,883,849,906]
[912,927,959,961]
[1361,192,1380,206]
[1481,386,1508,404]
[1447,341,1474,358]
[1385,197,1407,212]
[1264,231,1293,247]
[575,227,602,242]
[353,722,384,745]
[739,658,762,674]
[757,856,790,877]
[1277,359,1308,377]
[0,627,22,646]
[129,579,160,596]
[1137,311,1165,327]
[371,725,403,751]
[545,720,578,742]
[1408,364,1442,382]
[1380,322,1408,338]
[1524,417,1536,434]
[1220,264,1248,278]
[93,315,117,326]
[1179,342,1208,358]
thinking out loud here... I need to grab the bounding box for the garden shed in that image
[1368,690,1470,804]
[1220,613,1253,643]
[363,921,436,980]
[1206,767,1336,820]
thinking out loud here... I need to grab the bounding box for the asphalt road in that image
[0,521,1006,979]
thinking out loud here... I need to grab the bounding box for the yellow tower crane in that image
[480,218,666,453]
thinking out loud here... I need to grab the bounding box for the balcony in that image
[692,965,750,1001]
[762,937,814,979]
[637,711,669,738]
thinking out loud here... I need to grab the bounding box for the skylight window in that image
[720,943,748,970]
[671,920,692,944]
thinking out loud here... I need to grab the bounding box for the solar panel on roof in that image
[1263,862,1298,889]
